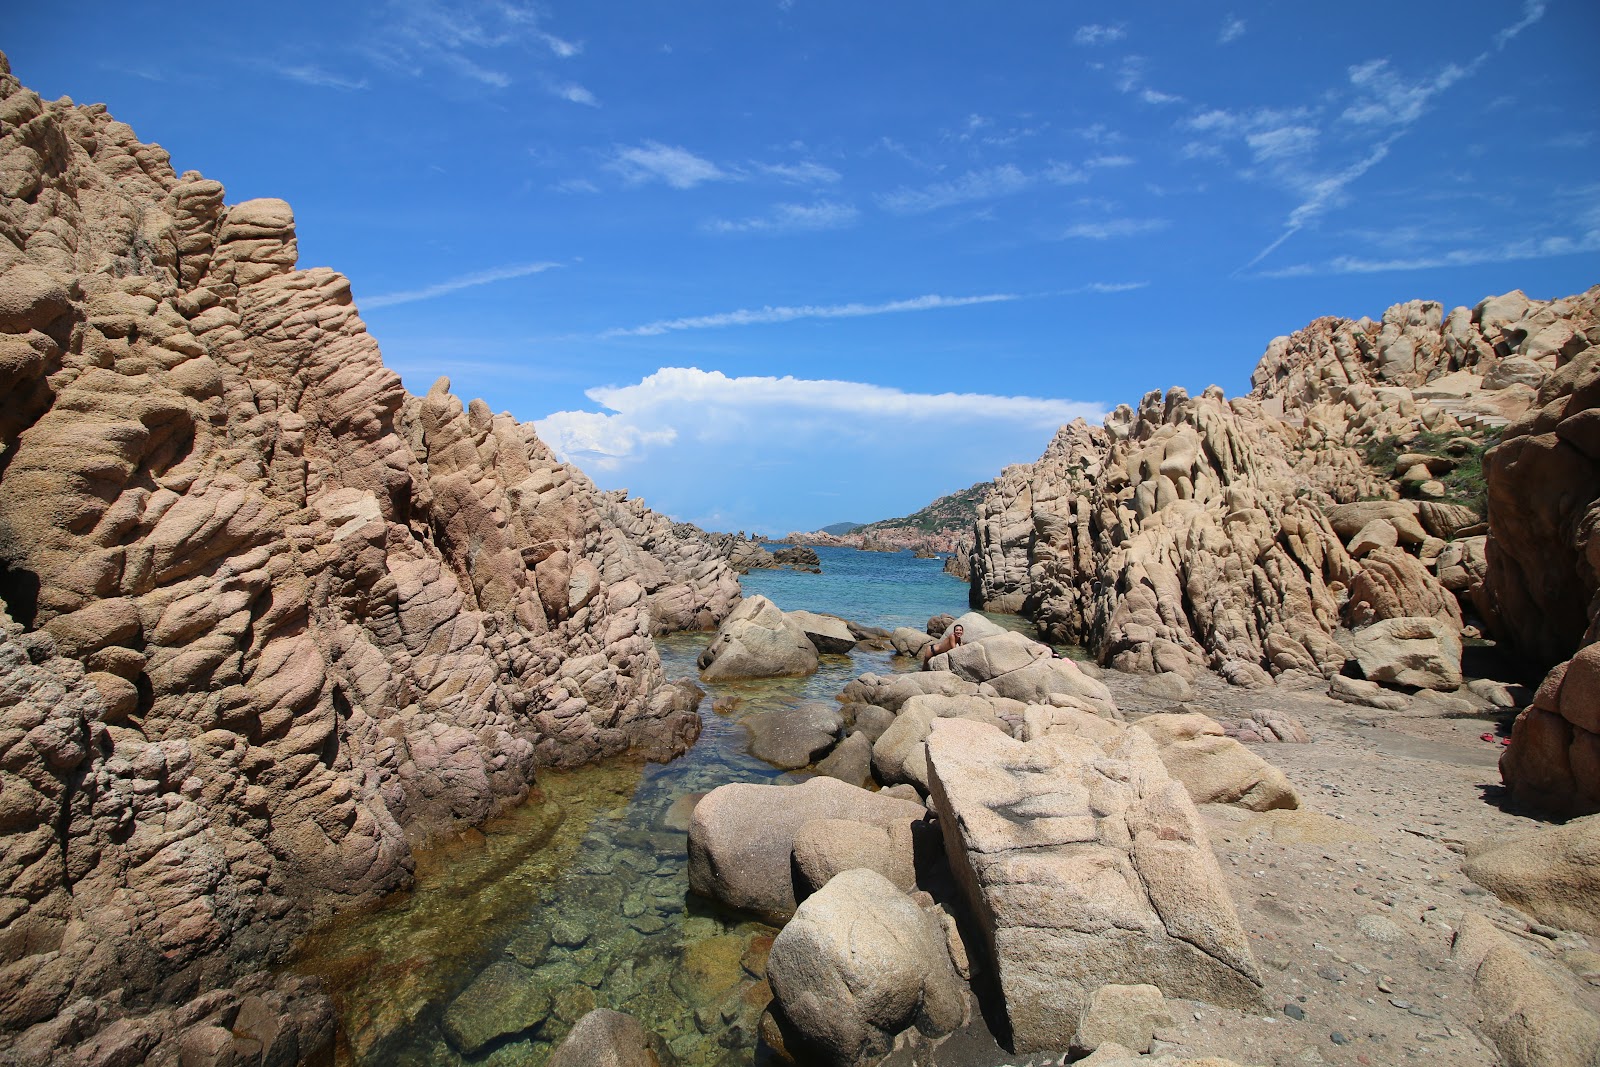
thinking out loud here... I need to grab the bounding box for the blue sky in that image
[7,1,1598,534]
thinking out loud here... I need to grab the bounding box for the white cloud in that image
[555,83,598,106]
[1061,218,1169,240]
[1141,89,1182,105]
[1341,58,1469,127]
[610,142,729,188]
[1494,1,1546,49]
[1087,155,1134,169]
[878,163,1089,214]
[753,160,842,184]
[1219,16,1246,44]
[1264,226,1600,277]
[706,201,859,234]
[554,178,600,194]
[363,262,561,308]
[536,367,1106,469]
[1074,24,1126,46]
[1081,281,1150,293]
[269,63,369,90]
[1246,125,1319,161]
[539,32,581,57]
[600,292,1020,338]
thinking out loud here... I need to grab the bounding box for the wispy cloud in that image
[1219,16,1247,44]
[610,142,729,188]
[1061,218,1169,240]
[536,367,1105,469]
[363,262,561,309]
[1079,281,1150,293]
[1087,155,1135,169]
[1341,58,1469,127]
[1141,88,1183,105]
[267,63,369,90]
[754,161,843,184]
[706,201,859,235]
[1074,24,1126,46]
[1246,125,1319,162]
[363,0,581,90]
[878,163,1087,214]
[1494,0,1547,49]
[600,292,1020,338]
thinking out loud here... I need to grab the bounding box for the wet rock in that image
[440,961,552,1055]
[742,702,843,770]
[548,1008,671,1067]
[767,869,966,1067]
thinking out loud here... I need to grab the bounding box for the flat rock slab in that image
[743,701,843,769]
[440,960,551,1054]
[925,717,1263,1052]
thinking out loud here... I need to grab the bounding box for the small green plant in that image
[1361,428,1500,514]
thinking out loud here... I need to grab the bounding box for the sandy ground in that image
[887,665,1600,1067]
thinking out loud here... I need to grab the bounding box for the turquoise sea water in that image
[286,547,980,1066]
[741,544,970,630]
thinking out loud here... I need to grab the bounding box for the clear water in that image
[286,547,976,1066]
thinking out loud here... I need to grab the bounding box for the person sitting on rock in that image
[921,624,964,669]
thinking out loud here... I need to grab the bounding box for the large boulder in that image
[439,961,552,1055]
[1451,914,1600,1067]
[792,818,916,897]
[1499,645,1600,818]
[1131,713,1300,811]
[871,694,1020,791]
[788,610,858,654]
[547,1009,668,1067]
[836,670,989,713]
[697,595,819,681]
[814,730,874,787]
[687,777,926,924]
[1343,616,1463,690]
[1325,500,1427,545]
[1346,546,1462,628]
[890,627,934,657]
[742,701,843,770]
[925,718,1262,1052]
[933,630,1119,716]
[766,869,966,1067]
[1463,814,1600,938]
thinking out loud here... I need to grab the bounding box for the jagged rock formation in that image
[967,288,1599,690]
[0,54,739,1062]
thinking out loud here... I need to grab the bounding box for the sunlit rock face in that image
[0,50,738,1061]
[967,285,1600,689]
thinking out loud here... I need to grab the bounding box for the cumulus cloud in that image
[536,367,1105,469]
[363,261,561,308]
[600,292,1019,338]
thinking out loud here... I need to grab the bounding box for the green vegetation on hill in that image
[1362,428,1500,514]
[861,482,990,535]
[819,522,865,535]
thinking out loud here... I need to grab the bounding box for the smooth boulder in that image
[1132,713,1300,811]
[547,1009,667,1067]
[697,595,819,681]
[1463,814,1600,938]
[1344,616,1463,690]
[767,869,966,1067]
[688,777,926,924]
[743,702,844,769]
[788,610,858,654]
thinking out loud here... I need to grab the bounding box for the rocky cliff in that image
[967,287,1598,691]
[0,53,739,1063]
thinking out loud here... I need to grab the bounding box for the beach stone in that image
[1344,617,1463,690]
[697,595,819,681]
[792,818,916,897]
[842,703,895,744]
[742,701,843,769]
[767,869,966,1067]
[891,627,935,657]
[936,630,1119,715]
[787,610,858,654]
[1070,983,1171,1057]
[1356,915,1406,944]
[814,730,873,788]
[1142,672,1193,701]
[688,777,926,924]
[547,1008,668,1067]
[1464,814,1600,937]
[1347,519,1398,558]
[440,961,551,1055]
[925,718,1262,1052]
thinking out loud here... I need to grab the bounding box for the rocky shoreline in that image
[2,44,1599,1067]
